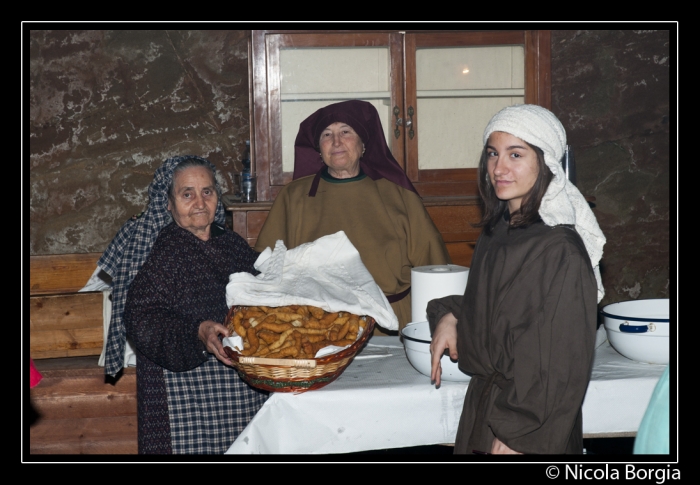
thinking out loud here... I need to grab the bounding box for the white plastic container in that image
[601,299,670,364]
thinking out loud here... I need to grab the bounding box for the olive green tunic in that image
[254,174,451,330]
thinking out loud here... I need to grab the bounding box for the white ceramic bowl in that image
[400,321,470,382]
[601,299,670,365]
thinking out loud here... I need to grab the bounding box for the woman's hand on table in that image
[491,437,523,455]
[429,313,458,387]
[198,320,233,366]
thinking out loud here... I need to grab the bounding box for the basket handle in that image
[239,356,318,368]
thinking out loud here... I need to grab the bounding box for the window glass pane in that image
[417,45,524,90]
[416,45,524,169]
[417,97,524,170]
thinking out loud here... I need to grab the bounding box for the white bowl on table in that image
[400,320,470,382]
[601,298,670,365]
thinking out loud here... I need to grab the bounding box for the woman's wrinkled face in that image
[486,131,539,213]
[318,122,364,178]
[167,166,218,240]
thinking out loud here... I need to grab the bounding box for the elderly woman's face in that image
[319,122,364,178]
[167,166,218,241]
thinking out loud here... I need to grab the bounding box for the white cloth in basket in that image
[225,231,399,331]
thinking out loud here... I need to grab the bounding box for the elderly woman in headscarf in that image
[254,100,451,332]
[428,104,606,455]
[99,155,267,454]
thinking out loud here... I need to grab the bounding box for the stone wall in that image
[551,29,670,306]
[28,30,251,255]
[28,29,671,305]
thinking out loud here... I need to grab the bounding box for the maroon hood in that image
[292,100,417,195]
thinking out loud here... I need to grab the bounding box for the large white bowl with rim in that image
[601,299,670,365]
[400,321,470,382]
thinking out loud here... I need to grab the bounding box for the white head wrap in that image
[483,104,606,302]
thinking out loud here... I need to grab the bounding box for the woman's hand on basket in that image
[198,320,233,366]
[429,313,458,387]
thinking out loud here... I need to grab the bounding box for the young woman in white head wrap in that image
[427,104,605,454]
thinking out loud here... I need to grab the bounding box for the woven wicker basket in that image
[223,305,375,393]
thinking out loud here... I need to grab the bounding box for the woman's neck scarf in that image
[99,155,225,377]
[483,104,606,302]
[292,100,417,196]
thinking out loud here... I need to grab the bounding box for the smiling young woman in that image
[427,104,606,455]
[480,130,553,229]
[486,131,541,214]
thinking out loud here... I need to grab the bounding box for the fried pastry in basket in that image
[227,305,368,359]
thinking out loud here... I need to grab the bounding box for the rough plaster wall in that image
[551,29,671,306]
[28,29,672,306]
[29,30,251,255]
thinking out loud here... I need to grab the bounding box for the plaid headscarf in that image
[99,155,225,377]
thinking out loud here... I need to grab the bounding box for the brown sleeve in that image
[426,294,463,335]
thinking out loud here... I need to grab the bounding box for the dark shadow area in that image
[583,437,635,455]
[25,398,41,427]
[347,438,636,456]
[347,444,455,455]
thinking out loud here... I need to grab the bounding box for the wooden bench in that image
[28,253,138,454]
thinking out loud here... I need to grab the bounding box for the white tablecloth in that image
[226,336,667,454]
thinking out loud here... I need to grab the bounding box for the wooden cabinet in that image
[250,29,551,200]
[230,29,552,267]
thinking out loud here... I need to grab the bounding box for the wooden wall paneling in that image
[413,181,478,197]
[444,242,476,268]
[425,205,483,241]
[29,416,138,454]
[232,211,248,240]
[30,253,102,295]
[29,328,104,359]
[247,211,269,242]
[29,357,137,455]
[425,203,482,267]
[30,293,103,331]
[30,369,136,419]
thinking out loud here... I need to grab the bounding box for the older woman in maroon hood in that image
[255,100,450,332]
